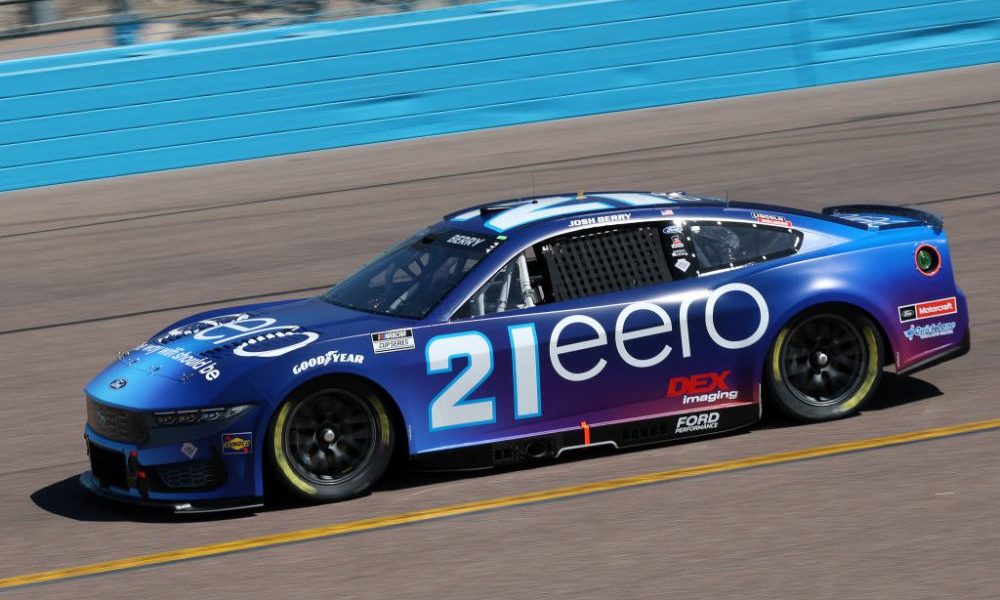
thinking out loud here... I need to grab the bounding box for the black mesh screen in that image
[156,460,221,490]
[87,397,147,443]
[541,225,671,302]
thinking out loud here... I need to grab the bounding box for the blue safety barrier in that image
[0,0,997,192]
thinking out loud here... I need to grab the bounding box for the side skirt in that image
[897,327,970,376]
[410,404,759,471]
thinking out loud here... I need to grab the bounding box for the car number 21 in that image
[425,325,541,430]
[424,285,769,431]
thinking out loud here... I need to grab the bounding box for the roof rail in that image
[442,191,726,222]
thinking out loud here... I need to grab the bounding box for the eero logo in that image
[426,284,768,431]
[667,371,739,404]
[161,313,319,358]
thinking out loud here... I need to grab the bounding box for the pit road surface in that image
[1,63,998,599]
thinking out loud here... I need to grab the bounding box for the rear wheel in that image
[766,309,883,421]
[268,380,394,503]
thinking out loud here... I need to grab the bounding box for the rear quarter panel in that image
[746,225,967,374]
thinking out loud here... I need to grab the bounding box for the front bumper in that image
[83,424,264,513]
[80,471,263,514]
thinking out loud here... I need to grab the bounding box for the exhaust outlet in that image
[523,439,552,460]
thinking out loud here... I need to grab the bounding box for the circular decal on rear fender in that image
[109,378,127,390]
[915,244,941,277]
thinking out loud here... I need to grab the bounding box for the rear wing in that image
[822,204,943,233]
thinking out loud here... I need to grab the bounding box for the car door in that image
[403,243,555,453]
[407,220,691,453]
[658,216,803,413]
[404,216,801,455]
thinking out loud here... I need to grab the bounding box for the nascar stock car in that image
[82,191,969,511]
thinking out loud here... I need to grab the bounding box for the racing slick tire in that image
[267,379,395,503]
[765,308,883,422]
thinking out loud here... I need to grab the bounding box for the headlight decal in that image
[153,405,252,427]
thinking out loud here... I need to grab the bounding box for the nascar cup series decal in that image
[372,328,415,353]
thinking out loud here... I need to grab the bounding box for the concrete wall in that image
[0,0,997,192]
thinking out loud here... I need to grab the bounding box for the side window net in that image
[541,225,672,302]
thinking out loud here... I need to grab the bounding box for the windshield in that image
[322,225,498,319]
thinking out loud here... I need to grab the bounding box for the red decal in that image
[915,297,957,319]
[667,371,731,397]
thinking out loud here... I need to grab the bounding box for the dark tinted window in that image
[688,222,801,272]
[323,226,498,319]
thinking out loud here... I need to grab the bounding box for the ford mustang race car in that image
[82,191,969,511]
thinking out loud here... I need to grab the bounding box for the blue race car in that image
[82,192,969,511]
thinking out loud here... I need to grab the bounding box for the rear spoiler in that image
[822,204,943,233]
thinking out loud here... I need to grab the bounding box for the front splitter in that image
[80,472,264,514]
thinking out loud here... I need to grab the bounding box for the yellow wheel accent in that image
[768,310,883,420]
[839,327,880,412]
[272,402,317,496]
[375,398,392,450]
[771,328,789,383]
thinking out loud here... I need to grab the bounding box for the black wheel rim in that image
[781,315,867,407]
[283,389,377,485]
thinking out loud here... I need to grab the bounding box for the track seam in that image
[2,417,999,591]
[2,99,997,240]
[0,285,330,337]
[2,186,994,337]
[2,184,995,337]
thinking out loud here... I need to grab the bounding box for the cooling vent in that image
[87,398,147,443]
[155,460,220,490]
[492,445,516,466]
[620,423,671,445]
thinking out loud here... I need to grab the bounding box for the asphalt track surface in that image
[0,63,998,598]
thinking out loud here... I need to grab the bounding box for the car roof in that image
[442,191,729,234]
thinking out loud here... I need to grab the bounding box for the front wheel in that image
[268,380,394,503]
[766,310,883,422]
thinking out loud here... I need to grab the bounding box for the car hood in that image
[85,297,410,410]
